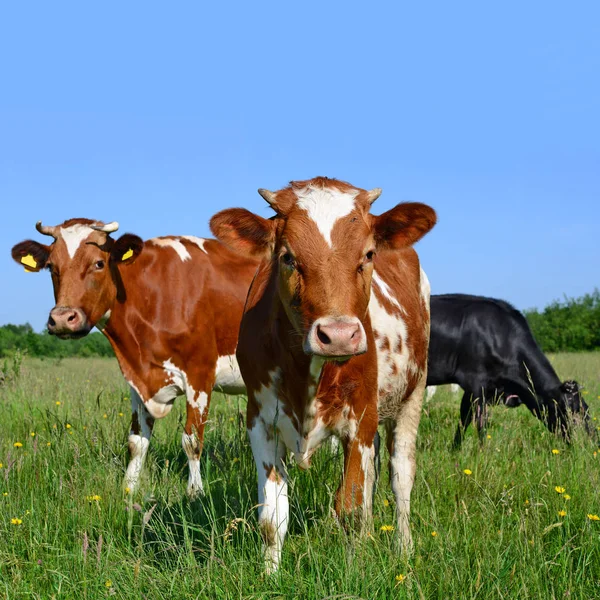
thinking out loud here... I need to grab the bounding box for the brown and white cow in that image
[211,177,436,571]
[11,219,259,496]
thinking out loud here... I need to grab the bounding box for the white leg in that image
[450,383,460,394]
[388,384,424,552]
[248,417,289,574]
[425,385,437,402]
[125,387,154,492]
[182,390,209,498]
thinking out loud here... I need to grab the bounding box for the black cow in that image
[426,294,592,446]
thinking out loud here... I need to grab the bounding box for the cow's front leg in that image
[335,407,378,530]
[182,386,211,498]
[248,412,289,574]
[125,387,154,492]
[387,384,424,553]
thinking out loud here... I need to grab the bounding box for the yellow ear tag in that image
[21,254,37,271]
[122,248,134,261]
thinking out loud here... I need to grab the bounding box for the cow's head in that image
[11,219,143,338]
[211,177,436,359]
[559,380,595,436]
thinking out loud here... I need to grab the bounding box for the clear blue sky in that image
[1,1,598,331]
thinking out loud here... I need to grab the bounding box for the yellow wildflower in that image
[3,492,8,497]
[383,499,390,507]
[124,487,131,494]
[0,463,3,468]
[431,531,438,537]
[105,580,112,588]
[395,574,406,584]
[587,514,600,521]
[30,432,36,437]
[87,494,101,502]
[558,510,567,517]
[103,414,108,419]
[554,486,565,494]
[563,494,571,501]
[66,424,71,429]
[380,525,394,532]
[524,499,530,505]
[46,442,51,447]
[486,434,491,439]
[118,412,124,417]
[232,457,240,464]
[11,518,23,525]
[56,401,61,406]
[551,449,559,455]
[13,442,23,448]
[463,469,472,475]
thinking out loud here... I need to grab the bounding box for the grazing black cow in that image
[426,294,592,446]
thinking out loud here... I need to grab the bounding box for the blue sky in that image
[1,1,598,331]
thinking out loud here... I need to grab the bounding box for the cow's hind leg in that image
[248,411,289,574]
[125,387,154,492]
[182,386,211,498]
[387,383,425,553]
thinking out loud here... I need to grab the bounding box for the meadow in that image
[0,354,599,599]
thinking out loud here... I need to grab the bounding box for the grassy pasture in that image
[0,354,599,599]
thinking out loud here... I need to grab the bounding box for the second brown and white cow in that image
[211,177,436,571]
[11,219,259,496]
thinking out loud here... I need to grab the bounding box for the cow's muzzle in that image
[47,306,91,339]
[304,316,367,358]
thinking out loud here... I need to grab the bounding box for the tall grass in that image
[1,355,599,599]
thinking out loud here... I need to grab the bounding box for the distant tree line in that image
[0,323,114,358]
[0,290,598,357]
[524,289,600,352]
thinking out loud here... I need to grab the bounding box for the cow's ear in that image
[372,202,437,250]
[111,234,144,264]
[210,208,277,258]
[11,240,51,272]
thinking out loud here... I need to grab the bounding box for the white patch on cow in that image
[214,354,245,394]
[181,235,208,254]
[124,386,153,491]
[425,386,437,401]
[95,309,111,331]
[296,185,358,247]
[150,237,191,261]
[419,267,431,302]
[372,271,404,313]
[450,383,460,394]
[182,433,204,497]
[369,281,412,409]
[60,224,94,259]
[248,413,288,573]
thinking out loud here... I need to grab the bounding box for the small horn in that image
[35,221,58,237]
[91,221,119,234]
[367,188,382,205]
[257,188,277,208]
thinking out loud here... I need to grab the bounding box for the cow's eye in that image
[282,252,296,268]
[95,260,105,270]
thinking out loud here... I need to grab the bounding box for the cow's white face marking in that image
[150,237,191,261]
[60,224,95,259]
[181,235,208,254]
[214,354,245,394]
[296,185,358,247]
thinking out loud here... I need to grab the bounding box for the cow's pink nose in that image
[48,306,88,337]
[310,318,365,357]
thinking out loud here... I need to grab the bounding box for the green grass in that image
[1,354,599,599]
